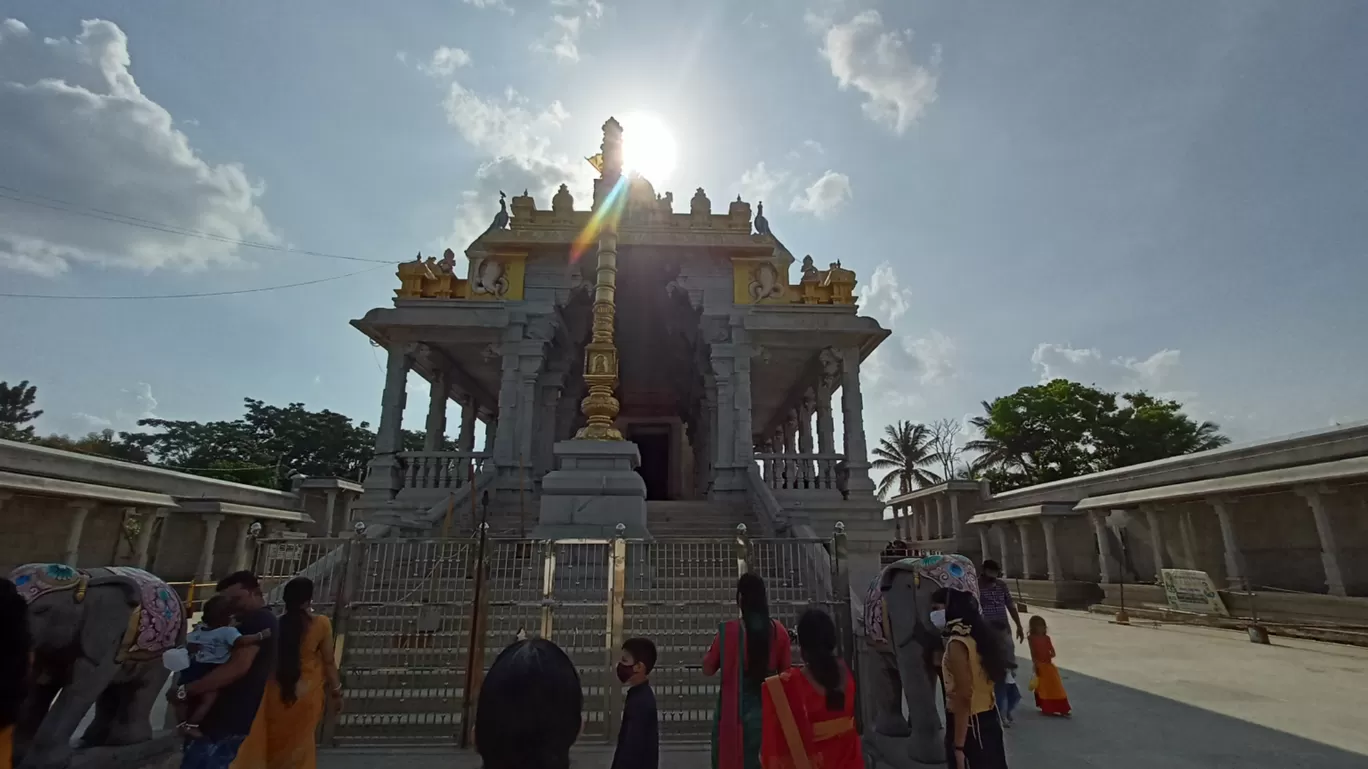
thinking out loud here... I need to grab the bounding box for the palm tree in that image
[1189,421,1231,452]
[872,420,944,499]
[963,400,1034,479]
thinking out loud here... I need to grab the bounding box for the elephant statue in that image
[857,553,979,769]
[10,563,185,769]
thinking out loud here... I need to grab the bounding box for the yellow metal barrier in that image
[166,580,219,615]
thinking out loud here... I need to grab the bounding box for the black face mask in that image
[616,663,635,683]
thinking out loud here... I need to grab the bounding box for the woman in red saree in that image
[703,574,791,769]
[760,609,863,769]
[1027,615,1071,717]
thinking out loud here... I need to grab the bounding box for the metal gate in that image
[253,525,850,746]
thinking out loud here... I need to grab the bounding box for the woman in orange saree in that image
[1027,616,1071,717]
[703,574,791,769]
[759,609,863,769]
[231,577,342,769]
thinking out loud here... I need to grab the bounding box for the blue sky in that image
[1,0,1365,453]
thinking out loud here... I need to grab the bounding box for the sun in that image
[620,112,678,184]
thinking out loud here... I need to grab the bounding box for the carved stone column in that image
[133,508,167,569]
[322,488,338,537]
[365,343,413,494]
[479,407,496,453]
[816,348,839,455]
[839,346,873,492]
[708,352,738,491]
[230,518,255,571]
[977,526,991,563]
[1089,511,1114,584]
[935,496,946,540]
[1142,504,1167,581]
[1042,517,1062,582]
[423,370,448,451]
[1209,496,1248,589]
[457,395,478,451]
[65,501,94,566]
[196,514,224,584]
[994,524,1012,576]
[798,390,815,485]
[1295,486,1346,597]
[492,324,525,468]
[1016,520,1034,579]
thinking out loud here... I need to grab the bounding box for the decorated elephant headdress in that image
[10,563,185,662]
[865,554,979,647]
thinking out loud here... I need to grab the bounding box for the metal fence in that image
[253,526,851,747]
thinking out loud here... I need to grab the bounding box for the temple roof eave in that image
[744,310,891,360]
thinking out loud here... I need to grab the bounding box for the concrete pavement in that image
[312,608,1368,768]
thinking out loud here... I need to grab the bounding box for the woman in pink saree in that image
[703,574,791,769]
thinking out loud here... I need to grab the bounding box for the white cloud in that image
[421,46,471,76]
[437,79,593,250]
[1031,342,1186,394]
[803,139,826,154]
[814,10,940,135]
[738,162,792,204]
[54,381,159,436]
[857,263,958,409]
[534,0,605,63]
[790,170,852,218]
[0,18,274,277]
[464,0,514,13]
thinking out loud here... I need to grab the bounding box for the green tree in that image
[964,379,1229,491]
[0,379,43,441]
[34,429,151,462]
[871,420,944,499]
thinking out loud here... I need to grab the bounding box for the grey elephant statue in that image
[10,563,185,769]
[857,554,979,769]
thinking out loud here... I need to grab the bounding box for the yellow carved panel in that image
[394,249,526,301]
[731,254,857,306]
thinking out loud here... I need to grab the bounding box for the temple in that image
[350,118,890,542]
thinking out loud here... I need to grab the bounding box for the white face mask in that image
[929,609,947,630]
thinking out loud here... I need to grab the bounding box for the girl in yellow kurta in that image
[1027,615,1071,717]
[231,577,341,769]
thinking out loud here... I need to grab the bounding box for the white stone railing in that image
[397,451,489,491]
[754,452,844,491]
[745,464,791,535]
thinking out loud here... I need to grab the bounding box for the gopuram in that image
[351,118,890,547]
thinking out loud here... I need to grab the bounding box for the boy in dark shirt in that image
[611,637,659,769]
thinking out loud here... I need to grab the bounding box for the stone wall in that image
[0,497,122,573]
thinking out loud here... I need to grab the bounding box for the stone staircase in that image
[646,499,756,538]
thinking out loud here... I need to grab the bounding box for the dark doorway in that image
[631,429,671,501]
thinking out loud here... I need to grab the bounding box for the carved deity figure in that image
[472,256,509,297]
[749,263,783,302]
[801,255,819,280]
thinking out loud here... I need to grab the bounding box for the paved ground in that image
[306,608,1367,768]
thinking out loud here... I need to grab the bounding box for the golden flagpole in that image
[575,117,626,441]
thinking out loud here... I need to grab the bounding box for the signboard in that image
[1159,569,1229,616]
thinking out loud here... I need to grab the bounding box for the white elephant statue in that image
[857,554,980,769]
[11,563,185,769]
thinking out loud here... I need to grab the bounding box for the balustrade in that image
[754,452,844,491]
[397,451,489,490]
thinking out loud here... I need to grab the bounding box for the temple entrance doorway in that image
[628,424,671,500]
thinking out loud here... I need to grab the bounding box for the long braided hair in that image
[275,577,314,704]
[736,573,773,686]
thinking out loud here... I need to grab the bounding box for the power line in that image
[0,184,395,264]
[0,264,387,300]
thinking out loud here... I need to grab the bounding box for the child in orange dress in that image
[1027,615,1072,717]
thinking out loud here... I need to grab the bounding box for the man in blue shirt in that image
[174,571,278,769]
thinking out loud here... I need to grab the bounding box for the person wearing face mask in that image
[931,587,1012,769]
[611,637,659,769]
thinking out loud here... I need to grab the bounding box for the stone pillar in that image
[196,514,224,584]
[133,508,166,569]
[935,496,946,540]
[64,501,93,566]
[1209,497,1247,589]
[230,518,255,572]
[322,488,338,537]
[492,326,525,468]
[734,350,755,470]
[977,526,991,563]
[839,346,873,493]
[457,396,478,451]
[708,351,739,492]
[815,386,835,455]
[423,371,448,451]
[480,407,496,453]
[1016,520,1034,579]
[536,373,566,483]
[798,390,815,485]
[1041,518,1062,582]
[1142,504,1167,581]
[950,494,962,540]
[1089,510,1114,584]
[1179,510,1198,570]
[365,344,412,494]
[1295,486,1346,597]
[994,524,1011,576]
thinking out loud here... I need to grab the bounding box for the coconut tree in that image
[871,420,944,499]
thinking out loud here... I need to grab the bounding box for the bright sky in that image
[1,0,1365,451]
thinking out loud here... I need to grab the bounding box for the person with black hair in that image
[173,595,272,738]
[252,577,342,769]
[759,608,864,769]
[611,637,659,769]
[174,570,277,769]
[702,573,792,769]
[1,577,31,769]
[932,587,1011,769]
[477,638,583,769]
[978,559,1024,725]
